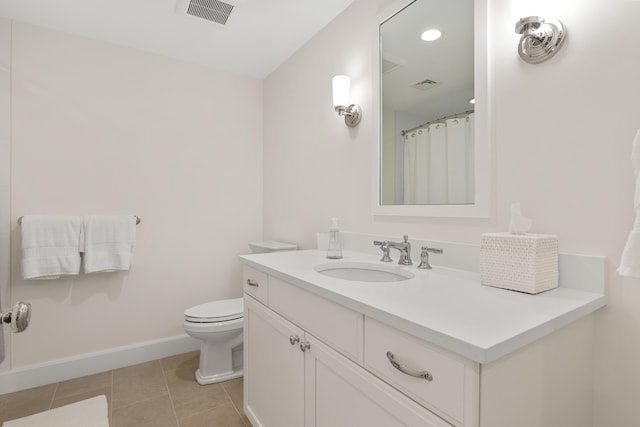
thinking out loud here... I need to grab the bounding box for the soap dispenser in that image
[326,217,343,259]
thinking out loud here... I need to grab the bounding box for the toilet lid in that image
[184,298,243,323]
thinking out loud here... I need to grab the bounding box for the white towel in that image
[619,128,640,277]
[83,215,136,273]
[21,215,83,280]
[1,395,109,427]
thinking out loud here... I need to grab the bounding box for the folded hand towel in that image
[21,215,83,280]
[619,128,640,277]
[83,215,136,273]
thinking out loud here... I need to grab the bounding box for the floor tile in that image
[0,351,249,427]
[162,351,229,421]
[0,383,57,424]
[160,351,199,374]
[222,378,250,425]
[178,401,246,427]
[166,377,228,421]
[111,395,178,427]
[112,360,169,410]
[53,371,112,400]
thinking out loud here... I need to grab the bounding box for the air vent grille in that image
[382,58,402,74]
[411,78,439,91]
[187,0,234,25]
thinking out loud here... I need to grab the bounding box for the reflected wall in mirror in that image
[375,0,490,218]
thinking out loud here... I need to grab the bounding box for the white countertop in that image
[239,249,607,364]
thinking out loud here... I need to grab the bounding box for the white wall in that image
[8,22,263,367]
[0,18,11,371]
[263,0,640,425]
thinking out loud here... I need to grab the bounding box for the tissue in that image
[509,203,532,234]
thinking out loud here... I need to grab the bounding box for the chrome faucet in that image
[387,235,412,266]
[417,246,444,269]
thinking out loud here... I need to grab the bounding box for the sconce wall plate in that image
[515,16,566,64]
[336,104,362,128]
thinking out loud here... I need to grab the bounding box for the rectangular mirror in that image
[374,0,490,218]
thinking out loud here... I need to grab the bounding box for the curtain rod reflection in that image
[401,110,475,137]
[18,215,141,225]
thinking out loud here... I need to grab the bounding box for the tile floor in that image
[0,351,250,427]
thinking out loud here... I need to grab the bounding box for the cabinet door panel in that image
[269,275,364,364]
[244,296,305,427]
[306,335,452,427]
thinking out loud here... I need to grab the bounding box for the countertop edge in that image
[239,255,607,364]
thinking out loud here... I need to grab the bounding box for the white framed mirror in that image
[373,0,490,218]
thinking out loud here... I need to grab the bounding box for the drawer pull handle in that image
[289,335,300,345]
[246,279,260,287]
[386,351,433,382]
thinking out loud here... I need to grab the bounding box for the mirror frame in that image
[373,0,490,218]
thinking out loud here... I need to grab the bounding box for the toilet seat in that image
[184,298,243,323]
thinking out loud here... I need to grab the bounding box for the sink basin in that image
[315,262,414,282]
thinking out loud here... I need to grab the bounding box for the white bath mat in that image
[2,395,109,427]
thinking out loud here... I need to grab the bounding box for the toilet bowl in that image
[183,298,244,385]
[183,240,297,385]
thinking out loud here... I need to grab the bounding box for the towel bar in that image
[18,215,141,225]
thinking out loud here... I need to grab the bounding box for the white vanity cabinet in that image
[244,295,453,427]
[241,249,604,427]
[243,266,468,427]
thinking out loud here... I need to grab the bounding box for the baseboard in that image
[0,334,200,395]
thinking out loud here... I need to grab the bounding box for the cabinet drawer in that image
[365,317,478,426]
[307,334,452,427]
[268,276,364,364]
[243,266,268,303]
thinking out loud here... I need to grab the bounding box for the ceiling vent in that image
[176,0,235,26]
[411,78,439,91]
[381,53,406,74]
[382,58,402,74]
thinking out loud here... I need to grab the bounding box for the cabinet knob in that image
[246,279,260,287]
[300,341,311,352]
[289,335,300,345]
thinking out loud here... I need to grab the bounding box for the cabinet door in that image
[305,335,452,427]
[244,296,305,427]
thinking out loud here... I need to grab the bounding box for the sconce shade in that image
[332,74,361,128]
[332,75,351,107]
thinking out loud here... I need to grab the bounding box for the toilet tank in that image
[249,240,297,253]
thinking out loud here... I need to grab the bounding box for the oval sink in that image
[315,262,414,282]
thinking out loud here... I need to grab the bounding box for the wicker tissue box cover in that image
[480,232,559,294]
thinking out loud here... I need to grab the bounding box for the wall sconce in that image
[332,75,362,128]
[514,16,566,64]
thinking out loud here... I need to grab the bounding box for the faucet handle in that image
[417,246,443,269]
[374,240,393,262]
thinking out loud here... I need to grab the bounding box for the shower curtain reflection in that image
[402,113,474,205]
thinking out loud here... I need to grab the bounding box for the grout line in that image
[109,370,113,427]
[222,380,249,427]
[159,357,180,427]
[48,382,59,410]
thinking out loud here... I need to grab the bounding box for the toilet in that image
[183,240,296,385]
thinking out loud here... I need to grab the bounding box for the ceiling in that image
[0,0,355,79]
[381,0,473,124]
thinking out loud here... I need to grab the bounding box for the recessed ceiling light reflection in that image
[421,29,442,42]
